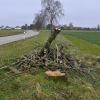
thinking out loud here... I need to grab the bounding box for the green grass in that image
[0,30,100,100]
[63,31,100,45]
[0,29,24,37]
[0,70,99,100]
[63,31,100,56]
[0,31,49,67]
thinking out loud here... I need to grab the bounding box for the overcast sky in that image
[0,0,100,27]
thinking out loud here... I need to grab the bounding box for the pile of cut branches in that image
[13,28,79,72]
[13,28,97,84]
[14,45,79,72]
[13,45,96,84]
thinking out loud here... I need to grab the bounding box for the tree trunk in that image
[40,28,61,56]
[50,19,53,34]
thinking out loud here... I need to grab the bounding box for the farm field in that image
[0,29,24,37]
[63,30,100,56]
[0,31,100,100]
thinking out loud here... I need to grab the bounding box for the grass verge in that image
[0,29,24,37]
[0,30,100,100]
[0,31,49,67]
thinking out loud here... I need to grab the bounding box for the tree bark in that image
[40,28,61,56]
[50,19,53,34]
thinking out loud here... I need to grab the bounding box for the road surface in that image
[0,30,39,46]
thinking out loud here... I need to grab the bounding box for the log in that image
[45,70,65,77]
[45,70,68,82]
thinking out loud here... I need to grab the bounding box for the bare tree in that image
[97,24,100,31]
[41,0,64,33]
[69,22,74,30]
[33,10,47,30]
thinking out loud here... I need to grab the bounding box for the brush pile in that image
[13,28,96,83]
[14,28,79,73]
[13,44,96,84]
[14,45,79,72]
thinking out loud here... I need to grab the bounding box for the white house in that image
[15,26,21,30]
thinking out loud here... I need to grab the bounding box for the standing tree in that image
[33,10,47,30]
[69,22,74,30]
[41,0,64,33]
[97,24,100,31]
[33,0,64,54]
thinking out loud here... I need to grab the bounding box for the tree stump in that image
[45,70,68,82]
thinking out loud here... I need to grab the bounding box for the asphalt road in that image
[0,30,39,46]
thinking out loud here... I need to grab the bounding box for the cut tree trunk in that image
[40,28,61,56]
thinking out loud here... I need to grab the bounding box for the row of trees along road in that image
[33,0,64,33]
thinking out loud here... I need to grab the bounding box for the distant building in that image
[5,26,12,29]
[14,26,21,30]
